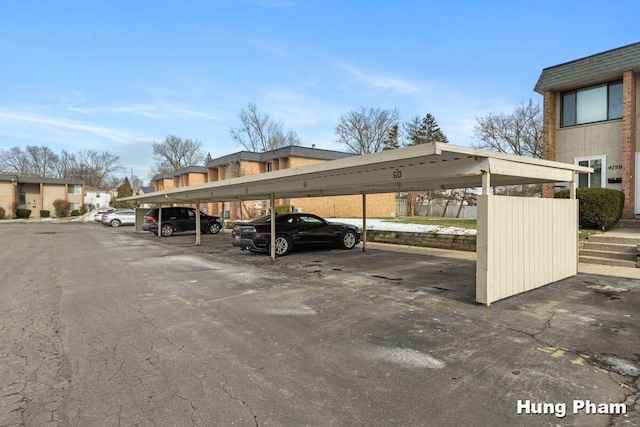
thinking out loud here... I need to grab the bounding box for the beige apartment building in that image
[0,175,85,218]
[535,41,640,218]
[151,146,397,219]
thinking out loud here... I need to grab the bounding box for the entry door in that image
[636,153,640,215]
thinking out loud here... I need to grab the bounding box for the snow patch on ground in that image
[265,305,317,316]
[330,218,476,235]
[593,355,640,377]
[364,347,446,369]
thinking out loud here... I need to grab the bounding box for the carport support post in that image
[157,204,163,238]
[479,169,491,306]
[270,193,276,262]
[362,194,367,251]
[570,179,577,270]
[195,200,201,246]
[482,169,490,195]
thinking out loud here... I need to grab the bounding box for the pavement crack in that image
[218,374,259,427]
[477,313,639,422]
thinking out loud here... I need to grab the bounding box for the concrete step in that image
[586,235,640,245]
[579,256,637,268]
[579,249,636,261]
[581,241,637,253]
[614,219,640,228]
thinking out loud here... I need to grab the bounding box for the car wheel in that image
[340,230,357,249]
[273,234,292,257]
[110,219,121,227]
[208,222,221,234]
[160,224,174,237]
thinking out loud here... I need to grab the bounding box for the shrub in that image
[555,187,624,230]
[0,206,5,219]
[40,210,51,218]
[16,209,31,218]
[71,210,81,216]
[11,202,19,218]
[52,199,72,217]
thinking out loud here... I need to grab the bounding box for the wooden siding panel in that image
[476,196,578,305]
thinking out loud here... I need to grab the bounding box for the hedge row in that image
[554,187,624,230]
[16,209,31,218]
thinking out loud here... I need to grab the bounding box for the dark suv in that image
[142,207,223,237]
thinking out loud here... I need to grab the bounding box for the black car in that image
[142,207,223,237]
[232,213,360,256]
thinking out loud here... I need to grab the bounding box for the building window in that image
[69,184,81,194]
[561,80,623,127]
[575,156,605,188]
[266,162,272,172]
[18,183,26,204]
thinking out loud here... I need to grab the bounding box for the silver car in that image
[94,209,116,222]
[101,209,136,227]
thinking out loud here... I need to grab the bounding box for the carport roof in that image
[119,143,591,204]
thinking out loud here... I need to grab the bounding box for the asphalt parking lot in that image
[1,221,638,426]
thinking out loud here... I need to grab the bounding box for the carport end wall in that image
[476,195,578,305]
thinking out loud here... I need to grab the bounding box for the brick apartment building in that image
[150,145,398,220]
[534,41,639,218]
[0,175,85,218]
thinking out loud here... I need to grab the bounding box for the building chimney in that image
[311,144,316,149]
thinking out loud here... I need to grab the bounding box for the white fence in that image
[418,204,477,219]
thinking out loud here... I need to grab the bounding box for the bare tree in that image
[472,99,543,158]
[25,146,59,177]
[473,99,543,196]
[53,150,78,179]
[0,147,31,174]
[130,174,144,191]
[75,150,123,188]
[229,102,300,152]
[152,135,206,174]
[335,107,400,154]
[1,145,124,189]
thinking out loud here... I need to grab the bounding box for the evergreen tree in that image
[382,124,401,151]
[113,177,133,208]
[421,114,449,144]
[404,114,448,146]
[404,115,429,146]
[401,114,449,216]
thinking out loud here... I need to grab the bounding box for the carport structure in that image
[121,143,591,305]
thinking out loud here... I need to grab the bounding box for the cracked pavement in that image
[1,221,639,426]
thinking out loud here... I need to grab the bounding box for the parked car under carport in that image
[232,213,360,256]
[142,207,223,237]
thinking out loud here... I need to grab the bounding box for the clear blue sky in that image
[1,0,638,181]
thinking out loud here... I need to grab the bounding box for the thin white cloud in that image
[68,104,165,118]
[172,108,219,121]
[0,110,153,145]
[67,104,219,121]
[339,64,421,94]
